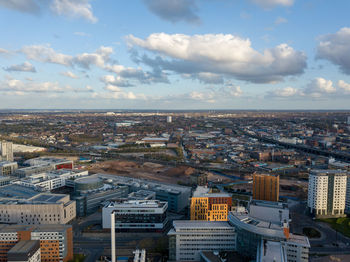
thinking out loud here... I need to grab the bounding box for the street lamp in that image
[111,211,116,262]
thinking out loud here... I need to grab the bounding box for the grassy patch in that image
[69,254,86,262]
[303,227,321,238]
[318,217,350,238]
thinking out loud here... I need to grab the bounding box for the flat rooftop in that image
[8,240,39,254]
[0,184,40,199]
[311,169,347,175]
[193,186,231,198]
[173,220,233,229]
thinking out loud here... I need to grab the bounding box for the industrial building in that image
[0,224,73,262]
[0,161,18,176]
[102,200,168,230]
[24,157,73,170]
[190,186,232,221]
[307,169,347,218]
[168,220,236,261]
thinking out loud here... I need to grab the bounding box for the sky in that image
[0,0,350,110]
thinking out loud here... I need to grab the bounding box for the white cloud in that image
[275,16,287,25]
[51,0,97,23]
[304,77,336,97]
[317,27,350,74]
[268,86,300,97]
[0,48,10,54]
[101,75,133,88]
[74,46,113,69]
[338,80,350,93]
[21,45,113,69]
[142,0,200,24]
[251,0,294,8]
[92,90,147,100]
[74,31,91,37]
[0,77,93,93]
[61,71,79,79]
[127,33,307,83]
[21,45,73,66]
[267,78,337,99]
[4,61,36,72]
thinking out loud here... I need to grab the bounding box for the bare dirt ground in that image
[88,160,196,184]
[88,160,227,185]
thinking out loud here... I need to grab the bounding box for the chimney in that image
[283,222,290,239]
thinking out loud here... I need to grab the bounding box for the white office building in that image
[0,161,18,176]
[102,200,168,230]
[0,141,13,162]
[13,169,88,191]
[307,170,347,217]
[346,175,350,214]
[168,221,236,261]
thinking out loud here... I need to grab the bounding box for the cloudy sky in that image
[0,0,350,109]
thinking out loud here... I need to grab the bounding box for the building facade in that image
[228,210,310,262]
[0,141,13,162]
[168,220,236,261]
[102,200,168,230]
[0,161,18,176]
[253,173,279,202]
[0,193,76,225]
[0,224,73,262]
[190,186,232,221]
[307,170,347,217]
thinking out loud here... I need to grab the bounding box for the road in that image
[289,200,350,255]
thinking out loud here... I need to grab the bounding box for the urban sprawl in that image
[0,110,350,262]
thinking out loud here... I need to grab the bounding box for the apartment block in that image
[253,173,279,202]
[308,170,347,218]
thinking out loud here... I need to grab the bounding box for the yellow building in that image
[190,187,232,221]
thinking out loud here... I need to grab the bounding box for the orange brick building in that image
[0,224,73,262]
[190,187,232,221]
[253,173,280,202]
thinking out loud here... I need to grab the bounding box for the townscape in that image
[0,110,350,262]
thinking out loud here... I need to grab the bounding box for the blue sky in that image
[0,0,350,109]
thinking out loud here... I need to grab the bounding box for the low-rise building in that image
[168,220,236,261]
[0,190,76,225]
[96,174,191,213]
[24,157,73,170]
[0,161,18,176]
[15,164,55,178]
[102,200,168,230]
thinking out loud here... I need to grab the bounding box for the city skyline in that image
[1,0,350,109]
